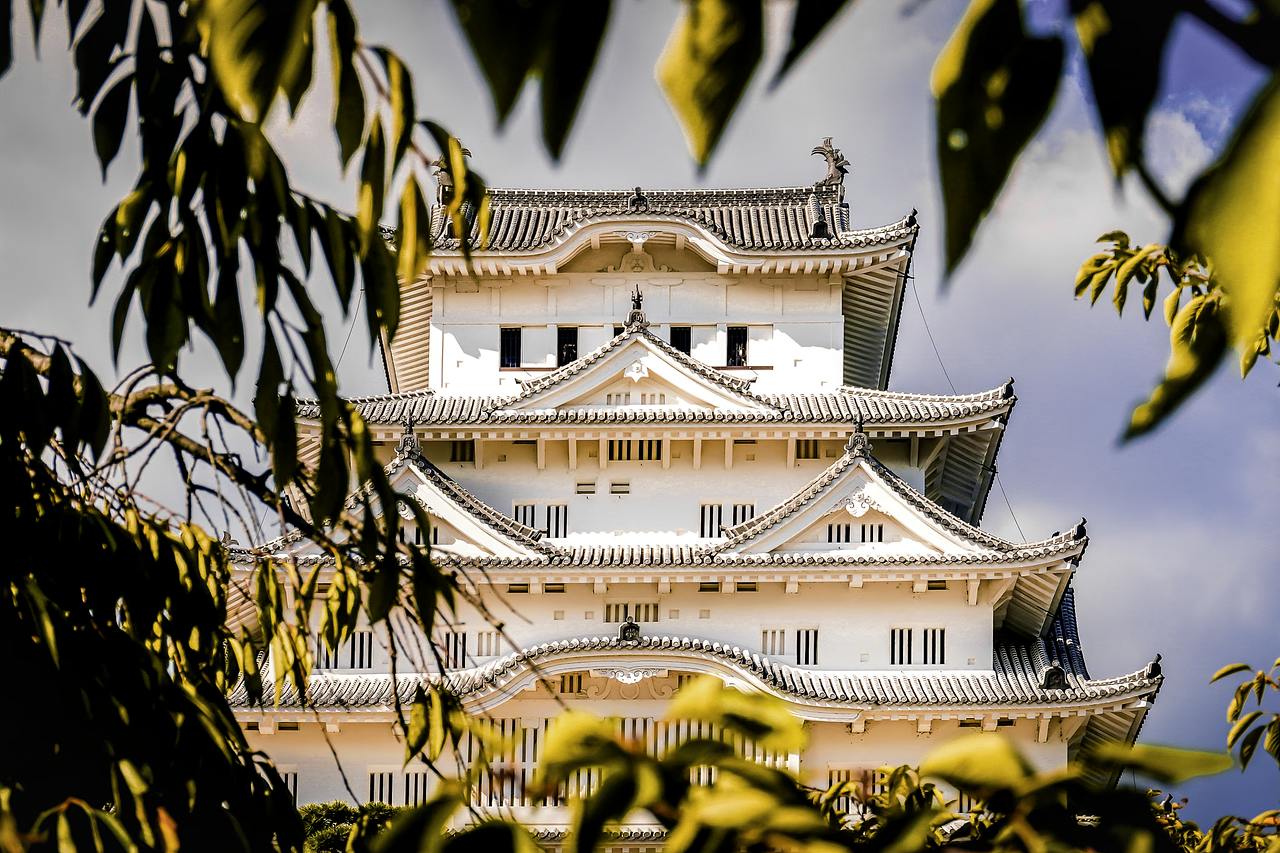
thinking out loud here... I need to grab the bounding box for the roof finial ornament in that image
[618,616,641,643]
[1041,661,1067,690]
[624,285,649,330]
[430,139,472,204]
[628,186,649,212]
[812,137,849,188]
[1145,654,1162,680]
[395,413,422,462]
[845,418,871,459]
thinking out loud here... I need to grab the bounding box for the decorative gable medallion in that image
[623,360,649,382]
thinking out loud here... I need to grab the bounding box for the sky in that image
[1,0,1277,822]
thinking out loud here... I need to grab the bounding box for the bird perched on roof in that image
[812,137,849,186]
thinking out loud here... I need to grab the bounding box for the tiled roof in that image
[429,184,917,254]
[403,455,550,551]
[713,440,1083,556]
[230,589,1157,711]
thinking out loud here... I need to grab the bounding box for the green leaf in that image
[361,228,399,347]
[1228,711,1264,749]
[272,390,298,486]
[1211,662,1252,683]
[441,822,541,853]
[327,0,365,170]
[72,4,127,114]
[405,683,430,763]
[1113,244,1162,316]
[1,0,13,81]
[540,711,627,780]
[932,0,1064,274]
[373,47,415,171]
[370,793,460,853]
[656,0,763,167]
[1264,717,1280,765]
[920,734,1032,793]
[1089,743,1233,784]
[773,0,852,85]
[1075,252,1112,298]
[1162,284,1183,327]
[535,1,611,160]
[211,252,246,381]
[1175,78,1280,377]
[255,326,284,440]
[665,676,806,753]
[1239,725,1264,770]
[396,176,431,285]
[92,73,133,181]
[357,119,385,253]
[448,0,543,125]
[573,766,638,853]
[1125,292,1226,440]
[197,0,318,124]
[91,207,119,302]
[1073,0,1177,178]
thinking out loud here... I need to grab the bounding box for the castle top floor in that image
[381,143,919,396]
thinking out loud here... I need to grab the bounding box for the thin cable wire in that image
[910,278,1026,539]
[909,278,956,394]
[335,287,365,369]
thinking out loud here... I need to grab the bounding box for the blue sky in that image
[1,0,1276,821]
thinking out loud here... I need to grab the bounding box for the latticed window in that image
[280,772,298,801]
[828,523,851,543]
[761,629,786,656]
[404,772,430,807]
[317,629,374,670]
[368,771,395,804]
[861,523,884,542]
[547,504,568,537]
[499,328,521,368]
[732,503,755,524]
[796,439,820,459]
[605,603,658,623]
[475,631,503,657]
[727,326,748,366]
[559,673,583,694]
[890,628,912,665]
[513,503,536,527]
[796,629,819,665]
[609,440,661,461]
[700,503,724,537]
[921,628,945,665]
[443,630,467,669]
[450,440,475,462]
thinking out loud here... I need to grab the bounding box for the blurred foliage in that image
[1,0,1278,851]
[1213,661,1280,772]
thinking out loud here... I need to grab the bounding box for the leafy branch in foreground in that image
[1076,232,1279,438]
[1213,660,1280,771]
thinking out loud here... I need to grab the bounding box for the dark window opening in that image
[671,326,692,354]
[500,328,521,368]
[727,326,748,366]
[450,440,475,463]
[557,326,579,366]
[614,325,625,337]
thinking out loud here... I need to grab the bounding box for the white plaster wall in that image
[431,273,846,394]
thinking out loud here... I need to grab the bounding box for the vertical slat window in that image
[921,628,945,665]
[547,505,568,537]
[513,503,536,527]
[444,630,467,670]
[636,440,661,461]
[761,629,786,656]
[860,523,884,542]
[796,439,820,459]
[559,673,583,694]
[890,628,912,665]
[318,629,374,670]
[404,772,430,807]
[700,504,724,538]
[368,772,395,804]
[608,440,633,461]
[280,772,298,801]
[732,503,755,524]
[450,440,475,462]
[726,326,748,366]
[795,629,819,665]
[828,523,852,543]
[499,328,521,368]
[671,326,692,354]
[476,631,502,658]
[557,326,578,366]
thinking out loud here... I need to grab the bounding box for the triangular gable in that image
[497,325,778,414]
[386,456,545,560]
[719,435,1024,557]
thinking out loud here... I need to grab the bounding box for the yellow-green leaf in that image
[666,676,806,753]
[1125,293,1226,440]
[656,0,762,167]
[1089,743,1233,784]
[920,734,1032,793]
[1211,662,1252,683]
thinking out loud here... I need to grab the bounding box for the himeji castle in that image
[229,141,1162,834]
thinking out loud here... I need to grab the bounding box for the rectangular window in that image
[431,526,440,545]
[890,628,912,666]
[927,580,948,591]
[796,628,819,665]
[547,504,568,537]
[698,581,721,593]
[500,328,521,368]
[507,583,530,594]
[404,772,430,807]
[513,503,536,527]
[671,326,692,354]
[604,603,659,623]
[281,772,298,801]
[761,629,786,656]
[726,326,748,366]
[796,439,820,459]
[861,523,884,542]
[576,481,596,495]
[737,582,758,592]
[475,631,503,657]
[369,771,395,804]
[545,583,566,594]
[921,628,945,665]
[443,630,467,670]
[559,673,583,694]
[557,326,579,366]
[731,503,755,525]
[608,440,632,461]
[610,481,630,495]
[700,504,724,538]
[277,721,299,731]
[450,440,475,463]
[828,523,852,543]
[613,325,624,337]
[609,440,662,460]
[318,629,374,670]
